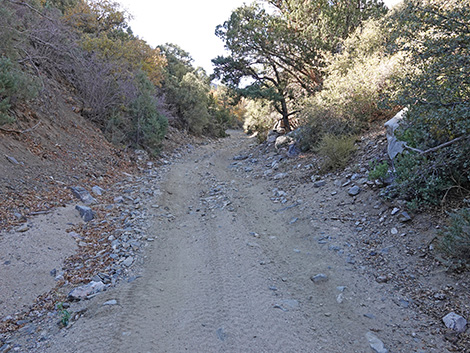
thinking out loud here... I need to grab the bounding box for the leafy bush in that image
[317,134,357,172]
[438,207,470,266]
[387,0,470,207]
[392,144,469,207]
[243,99,278,139]
[299,19,402,150]
[0,57,37,125]
[128,71,168,154]
[368,160,389,182]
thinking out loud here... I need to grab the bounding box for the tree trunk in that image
[280,98,291,132]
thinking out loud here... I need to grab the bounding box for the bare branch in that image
[7,0,55,22]
[0,121,42,134]
[404,135,469,154]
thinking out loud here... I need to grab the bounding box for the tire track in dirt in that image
[36,130,451,352]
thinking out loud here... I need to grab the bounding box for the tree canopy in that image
[213,0,388,131]
[213,2,322,131]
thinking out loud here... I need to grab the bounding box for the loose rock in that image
[311,274,328,283]
[16,224,29,233]
[68,281,107,301]
[399,211,412,223]
[75,205,95,222]
[348,186,361,196]
[365,331,388,353]
[92,186,104,196]
[443,312,467,332]
[103,299,118,306]
[70,186,97,205]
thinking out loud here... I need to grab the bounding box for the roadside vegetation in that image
[1,0,469,263]
[0,0,239,155]
[212,0,469,263]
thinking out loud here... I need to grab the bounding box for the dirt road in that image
[37,130,450,352]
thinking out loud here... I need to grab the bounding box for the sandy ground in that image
[0,205,79,319]
[20,130,452,352]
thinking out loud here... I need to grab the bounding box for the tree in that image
[268,0,387,52]
[212,3,322,132]
[64,0,129,34]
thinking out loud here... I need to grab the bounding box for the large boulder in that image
[384,109,407,160]
[275,135,293,150]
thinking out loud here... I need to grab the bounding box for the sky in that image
[117,0,403,74]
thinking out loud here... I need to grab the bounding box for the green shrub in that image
[368,160,389,181]
[129,71,168,154]
[438,207,470,266]
[298,19,402,151]
[0,57,38,126]
[387,0,470,208]
[317,134,357,172]
[243,99,278,140]
[56,302,71,327]
[392,152,456,207]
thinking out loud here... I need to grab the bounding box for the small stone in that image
[233,154,248,161]
[391,228,398,235]
[391,207,400,215]
[247,242,260,248]
[216,327,226,341]
[114,196,125,203]
[68,281,106,301]
[311,274,328,283]
[121,257,134,267]
[313,180,326,188]
[399,299,410,308]
[365,332,388,353]
[348,186,361,196]
[75,205,95,222]
[336,293,344,304]
[399,211,412,223]
[16,224,29,233]
[92,186,104,196]
[443,312,467,332]
[275,136,292,150]
[6,155,20,165]
[279,299,299,309]
[13,212,25,221]
[274,172,288,180]
[103,299,118,306]
[376,275,389,283]
[70,186,96,205]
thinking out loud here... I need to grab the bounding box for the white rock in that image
[443,312,467,332]
[384,108,407,160]
[273,173,288,180]
[122,257,134,267]
[365,332,388,353]
[68,281,106,301]
[103,299,118,306]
